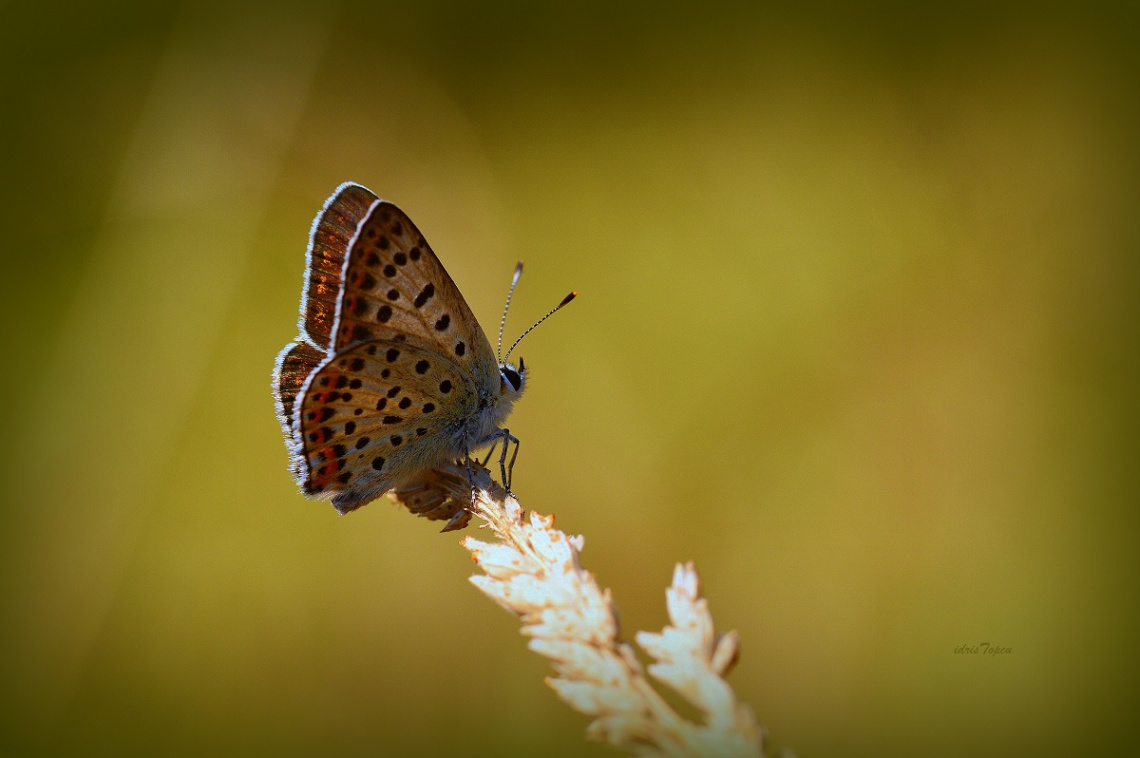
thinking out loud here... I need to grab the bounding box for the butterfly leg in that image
[507,435,520,487]
[478,438,500,468]
[471,429,521,494]
[461,443,479,511]
[496,429,520,492]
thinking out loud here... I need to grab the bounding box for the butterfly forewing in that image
[331,200,498,383]
[295,338,480,513]
[302,183,378,349]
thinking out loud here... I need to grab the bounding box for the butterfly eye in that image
[502,367,522,392]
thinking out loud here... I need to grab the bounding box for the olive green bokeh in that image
[2,2,1137,756]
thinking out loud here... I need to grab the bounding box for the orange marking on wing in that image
[312,457,345,488]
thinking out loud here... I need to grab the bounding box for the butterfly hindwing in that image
[292,337,481,513]
[273,338,326,439]
[301,183,378,349]
[330,200,499,389]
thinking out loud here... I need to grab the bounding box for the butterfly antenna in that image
[504,291,578,362]
[498,261,524,363]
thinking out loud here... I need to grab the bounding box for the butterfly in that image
[273,182,574,515]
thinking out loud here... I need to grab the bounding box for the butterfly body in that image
[273,183,528,514]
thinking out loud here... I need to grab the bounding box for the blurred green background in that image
[2,1,1137,756]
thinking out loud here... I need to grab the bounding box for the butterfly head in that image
[498,357,527,398]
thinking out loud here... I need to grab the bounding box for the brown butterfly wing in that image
[293,338,482,514]
[330,200,498,384]
[274,184,375,444]
[273,339,325,440]
[301,183,378,349]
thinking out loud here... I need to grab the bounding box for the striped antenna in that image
[503,291,578,363]
[497,261,524,363]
